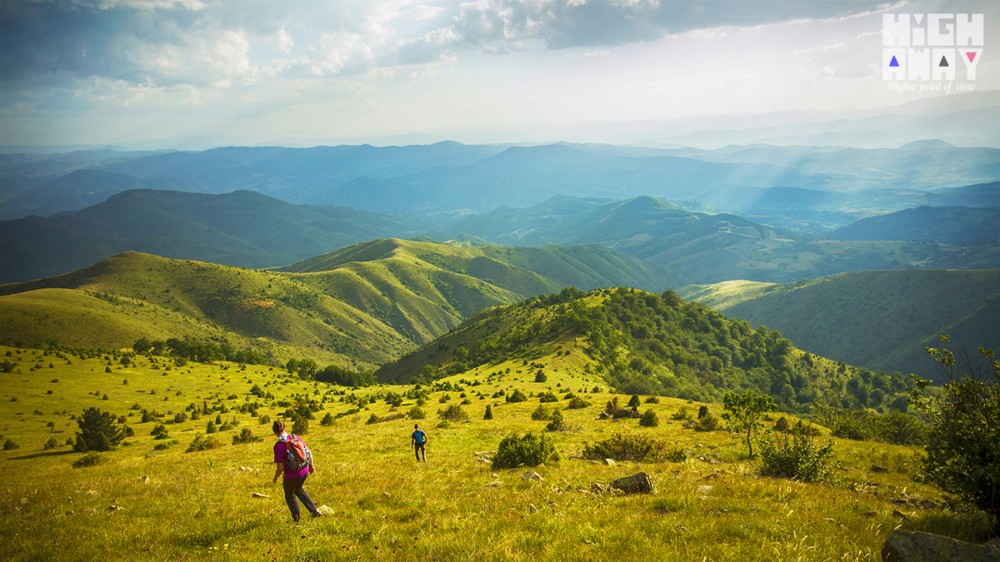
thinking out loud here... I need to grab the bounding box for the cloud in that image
[447,0,893,52]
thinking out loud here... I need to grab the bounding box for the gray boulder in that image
[882,530,1000,562]
[611,472,654,494]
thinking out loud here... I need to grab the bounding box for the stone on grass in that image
[317,505,335,515]
[251,492,270,499]
[522,471,543,481]
[611,472,654,494]
[882,530,1000,562]
[485,481,503,488]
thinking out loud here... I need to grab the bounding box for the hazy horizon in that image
[1,0,998,150]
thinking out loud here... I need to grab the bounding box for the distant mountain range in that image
[3,188,999,285]
[680,269,1000,383]
[2,141,997,219]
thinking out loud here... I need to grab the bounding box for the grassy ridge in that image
[0,241,665,369]
[683,269,1000,382]
[0,344,991,561]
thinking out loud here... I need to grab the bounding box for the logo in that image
[883,13,983,85]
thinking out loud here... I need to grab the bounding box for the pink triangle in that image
[966,52,977,63]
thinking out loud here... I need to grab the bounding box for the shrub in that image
[582,432,669,462]
[438,404,469,422]
[758,427,834,482]
[366,413,380,425]
[151,424,169,440]
[691,412,720,431]
[913,342,1000,525]
[546,409,568,432]
[492,432,559,469]
[665,447,687,462]
[232,428,262,444]
[408,406,427,420]
[639,410,659,427]
[186,434,220,453]
[566,396,591,409]
[43,437,59,450]
[483,405,494,420]
[72,452,105,468]
[671,407,691,421]
[3,438,20,451]
[73,407,126,452]
[538,391,559,403]
[506,390,527,403]
[531,405,552,421]
[628,395,641,408]
[534,371,547,383]
[320,413,334,426]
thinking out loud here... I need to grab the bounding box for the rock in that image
[611,472,654,494]
[522,471,543,481]
[317,505,335,515]
[891,509,909,520]
[239,466,255,472]
[527,504,539,514]
[882,530,1000,562]
[138,475,150,483]
[696,485,713,495]
[603,458,616,466]
[485,481,503,488]
[108,505,123,512]
[251,492,270,499]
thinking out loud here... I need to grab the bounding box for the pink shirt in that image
[274,437,310,481]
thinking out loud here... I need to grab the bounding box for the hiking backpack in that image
[285,434,313,472]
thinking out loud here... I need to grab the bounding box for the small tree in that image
[912,339,999,528]
[73,407,126,452]
[484,404,494,420]
[639,409,659,427]
[628,395,641,408]
[722,390,776,458]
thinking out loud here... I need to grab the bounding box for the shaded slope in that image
[683,269,1000,382]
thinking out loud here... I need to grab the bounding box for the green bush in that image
[408,406,427,420]
[3,438,20,451]
[232,428,262,444]
[483,405,494,420]
[758,427,834,482]
[506,390,528,403]
[438,404,469,422]
[582,432,669,462]
[671,407,691,420]
[913,342,999,525]
[538,391,559,403]
[546,409,568,432]
[665,447,687,462]
[639,410,659,427]
[566,396,591,409]
[691,412,720,431]
[186,434,220,453]
[492,432,559,469]
[531,405,552,421]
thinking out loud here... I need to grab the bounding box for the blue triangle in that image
[889,55,900,67]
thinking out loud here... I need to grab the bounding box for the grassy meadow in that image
[0,344,992,561]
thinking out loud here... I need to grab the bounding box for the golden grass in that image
[0,346,992,561]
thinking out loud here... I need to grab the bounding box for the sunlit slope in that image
[682,269,1000,381]
[0,240,668,367]
[0,252,414,367]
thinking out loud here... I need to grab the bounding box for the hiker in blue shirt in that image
[411,423,427,462]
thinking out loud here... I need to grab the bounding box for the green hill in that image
[375,287,910,413]
[681,269,1000,382]
[0,240,666,369]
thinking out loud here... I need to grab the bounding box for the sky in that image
[0,0,998,149]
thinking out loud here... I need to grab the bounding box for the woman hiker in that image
[271,420,321,522]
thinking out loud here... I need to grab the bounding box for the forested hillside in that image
[376,287,909,413]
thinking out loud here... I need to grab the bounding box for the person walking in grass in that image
[411,423,427,462]
[271,420,321,522]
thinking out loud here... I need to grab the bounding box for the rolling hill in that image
[375,286,910,413]
[831,206,1000,245]
[440,195,1000,285]
[0,189,428,283]
[680,269,1000,382]
[0,240,665,368]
